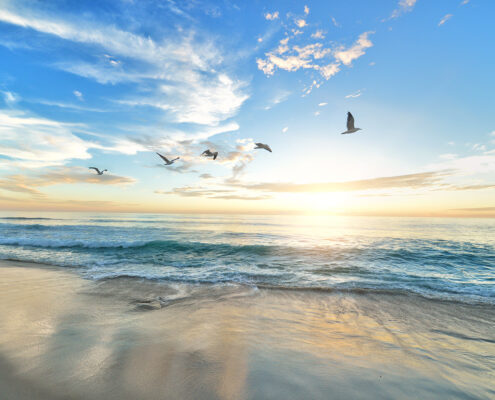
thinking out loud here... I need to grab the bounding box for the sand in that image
[0,260,494,399]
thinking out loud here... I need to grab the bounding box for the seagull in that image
[341,112,362,134]
[156,152,179,165]
[89,167,107,175]
[254,143,272,152]
[201,149,218,160]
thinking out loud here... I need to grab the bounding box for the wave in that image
[85,274,495,305]
[0,236,492,266]
[0,217,60,220]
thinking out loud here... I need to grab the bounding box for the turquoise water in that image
[0,213,494,304]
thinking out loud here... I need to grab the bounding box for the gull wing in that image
[156,152,170,163]
[89,167,100,174]
[265,145,272,152]
[347,112,355,131]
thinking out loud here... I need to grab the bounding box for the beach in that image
[1,260,494,400]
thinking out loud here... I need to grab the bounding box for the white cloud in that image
[334,32,374,66]
[0,7,248,126]
[472,143,486,152]
[304,5,309,15]
[318,63,340,79]
[460,0,470,5]
[73,90,83,101]
[258,30,372,92]
[118,74,247,125]
[390,0,417,19]
[265,11,279,20]
[438,14,453,26]
[1,91,18,105]
[311,30,325,39]
[314,111,320,116]
[331,17,340,27]
[295,19,307,28]
[318,102,327,107]
[282,126,288,133]
[0,109,95,168]
[345,89,363,98]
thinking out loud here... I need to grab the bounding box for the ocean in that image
[1,213,493,305]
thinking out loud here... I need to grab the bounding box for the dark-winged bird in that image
[201,149,218,160]
[254,143,272,152]
[341,112,362,134]
[156,152,179,165]
[89,167,107,175]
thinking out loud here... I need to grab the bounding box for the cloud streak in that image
[389,0,417,19]
[231,171,452,193]
[0,166,135,197]
[0,6,248,126]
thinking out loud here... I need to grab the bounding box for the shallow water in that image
[0,212,494,304]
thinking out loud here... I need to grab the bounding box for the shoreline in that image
[1,259,492,307]
[1,260,494,399]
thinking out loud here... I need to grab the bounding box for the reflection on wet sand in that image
[0,261,494,400]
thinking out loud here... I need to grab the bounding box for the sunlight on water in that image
[0,212,494,304]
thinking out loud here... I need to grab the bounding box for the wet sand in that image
[0,260,494,399]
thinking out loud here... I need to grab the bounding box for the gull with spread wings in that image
[254,143,272,152]
[156,153,180,165]
[89,167,107,175]
[201,149,218,160]
[341,112,362,134]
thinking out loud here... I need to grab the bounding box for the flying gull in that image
[201,149,218,160]
[156,152,179,165]
[89,167,107,175]
[254,143,272,152]
[341,112,362,134]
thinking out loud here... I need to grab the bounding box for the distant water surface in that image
[0,212,493,304]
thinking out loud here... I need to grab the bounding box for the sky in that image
[0,0,494,217]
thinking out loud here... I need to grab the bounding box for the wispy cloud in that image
[156,186,269,201]
[1,91,19,105]
[389,0,417,19]
[73,90,83,101]
[311,30,325,39]
[264,91,291,110]
[438,14,453,26]
[345,89,363,98]
[231,171,452,193]
[0,6,248,126]
[0,166,135,197]
[0,109,94,168]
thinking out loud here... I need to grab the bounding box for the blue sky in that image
[0,0,494,216]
